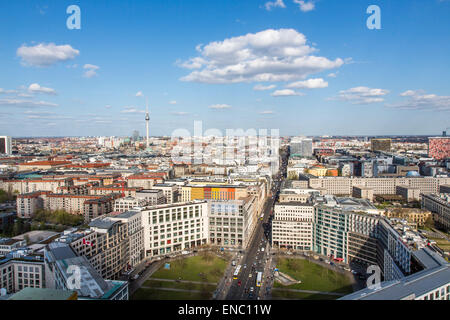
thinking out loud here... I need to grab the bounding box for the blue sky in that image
[0,0,449,137]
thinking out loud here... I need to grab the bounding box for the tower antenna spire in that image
[145,97,150,149]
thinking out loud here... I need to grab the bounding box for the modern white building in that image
[141,201,209,258]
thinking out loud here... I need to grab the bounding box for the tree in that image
[424,215,434,229]
[12,219,24,236]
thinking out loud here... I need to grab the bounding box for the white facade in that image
[271,203,314,250]
[141,201,209,258]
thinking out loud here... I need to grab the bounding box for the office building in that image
[272,202,314,251]
[0,251,45,294]
[421,193,450,232]
[44,242,128,300]
[209,196,257,248]
[290,137,313,158]
[340,247,450,300]
[370,138,392,152]
[0,136,12,155]
[141,201,209,258]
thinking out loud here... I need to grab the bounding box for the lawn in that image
[150,253,227,283]
[274,258,354,295]
[429,238,450,251]
[132,252,227,300]
[132,288,208,300]
[143,279,217,292]
[271,289,342,300]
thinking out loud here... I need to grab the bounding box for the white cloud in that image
[265,0,286,11]
[83,64,100,78]
[169,100,177,105]
[121,107,145,114]
[28,83,57,95]
[260,110,275,114]
[136,91,144,97]
[327,72,338,78]
[387,90,450,111]
[400,90,417,97]
[0,98,58,108]
[332,86,389,104]
[0,88,18,94]
[271,89,303,97]
[17,43,79,67]
[105,105,112,109]
[171,111,189,116]
[208,104,232,109]
[286,78,328,89]
[178,28,344,84]
[293,0,315,12]
[253,84,277,91]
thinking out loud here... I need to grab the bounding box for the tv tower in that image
[145,97,150,149]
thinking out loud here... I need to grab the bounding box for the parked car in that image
[237,280,242,286]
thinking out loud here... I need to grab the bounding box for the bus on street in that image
[256,272,262,287]
[233,265,242,279]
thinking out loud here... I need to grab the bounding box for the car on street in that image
[250,287,254,292]
[248,292,254,299]
[249,274,252,278]
[237,280,242,286]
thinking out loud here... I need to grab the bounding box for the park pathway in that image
[147,278,217,285]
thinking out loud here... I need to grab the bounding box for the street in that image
[224,149,287,300]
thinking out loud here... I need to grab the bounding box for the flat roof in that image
[340,248,450,300]
[8,287,77,300]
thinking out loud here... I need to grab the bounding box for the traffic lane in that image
[225,189,277,299]
[240,224,266,299]
[234,223,263,299]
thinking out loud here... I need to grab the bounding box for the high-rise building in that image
[370,138,392,152]
[0,136,12,155]
[290,137,313,158]
[428,137,450,160]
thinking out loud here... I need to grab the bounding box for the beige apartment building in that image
[384,208,431,228]
[0,178,71,194]
[152,184,180,204]
[16,191,49,218]
[43,194,118,221]
[304,175,450,197]
[89,186,141,198]
[113,197,147,212]
[135,189,165,206]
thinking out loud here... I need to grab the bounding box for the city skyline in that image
[1,0,450,137]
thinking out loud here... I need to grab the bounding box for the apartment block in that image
[135,189,165,206]
[114,197,147,212]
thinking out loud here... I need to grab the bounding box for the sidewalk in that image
[214,250,242,300]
